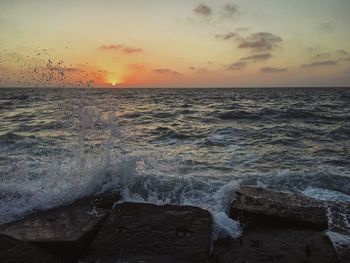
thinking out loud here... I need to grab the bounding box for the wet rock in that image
[81,202,212,263]
[0,234,63,263]
[213,225,337,263]
[77,191,121,209]
[230,186,328,229]
[326,202,350,262]
[0,203,109,262]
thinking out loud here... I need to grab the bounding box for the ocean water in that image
[0,87,350,239]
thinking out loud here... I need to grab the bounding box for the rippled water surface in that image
[1,87,350,225]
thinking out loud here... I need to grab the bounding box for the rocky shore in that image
[0,186,349,262]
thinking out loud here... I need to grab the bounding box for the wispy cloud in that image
[317,22,333,33]
[215,31,282,52]
[193,4,212,16]
[336,50,348,56]
[215,32,240,40]
[235,27,250,32]
[241,53,272,62]
[228,61,247,70]
[312,52,332,60]
[153,68,181,75]
[238,32,282,52]
[98,44,143,54]
[301,60,337,68]
[189,66,208,73]
[222,3,239,18]
[261,67,288,73]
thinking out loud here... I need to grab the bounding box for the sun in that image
[112,82,116,86]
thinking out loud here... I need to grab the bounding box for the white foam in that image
[326,231,350,253]
[211,212,241,240]
[0,144,242,242]
[302,187,350,202]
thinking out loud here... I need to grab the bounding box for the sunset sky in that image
[1,0,350,87]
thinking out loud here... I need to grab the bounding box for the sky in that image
[0,0,350,88]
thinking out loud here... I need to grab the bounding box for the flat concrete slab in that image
[0,203,109,261]
[81,202,212,263]
[230,186,328,229]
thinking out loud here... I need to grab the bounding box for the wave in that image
[217,110,260,120]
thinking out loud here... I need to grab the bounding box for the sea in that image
[0,87,350,240]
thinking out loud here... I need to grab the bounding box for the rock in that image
[0,234,63,263]
[326,202,350,262]
[230,186,328,229]
[213,225,337,263]
[77,191,121,210]
[221,187,344,262]
[81,202,212,263]
[0,203,109,262]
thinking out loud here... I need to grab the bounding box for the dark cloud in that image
[241,53,272,62]
[193,4,212,16]
[261,67,288,73]
[98,44,143,54]
[153,68,181,75]
[238,32,282,52]
[215,32,240,40]
[222,3,239,17]
[301,60,337,68]
[228,61,247,70]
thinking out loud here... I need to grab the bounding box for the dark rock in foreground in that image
[230,186,328,229]
[0,187,348,263]
[0,234,63,263]
[81,202,212,263]
[214,225,337,263]
[0,203,109,262]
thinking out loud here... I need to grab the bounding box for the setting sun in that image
[112,82,116,86]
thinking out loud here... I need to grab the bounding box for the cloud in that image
[235,27,250,32]
[346,57,350,61]
[189,66,208,73]
[336,50,348,56]
[317,22,333,33]
[193,4,212,16]
[241,53,272,62]
[312,52,332,60]
[153,68,181,75]
[301,60,337,68]
[98,44,143,54]
[215,32,240,40]
[238,32,282,52]
[261,67,288,73]
[227,61,247,70]
[222,3,239,17]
